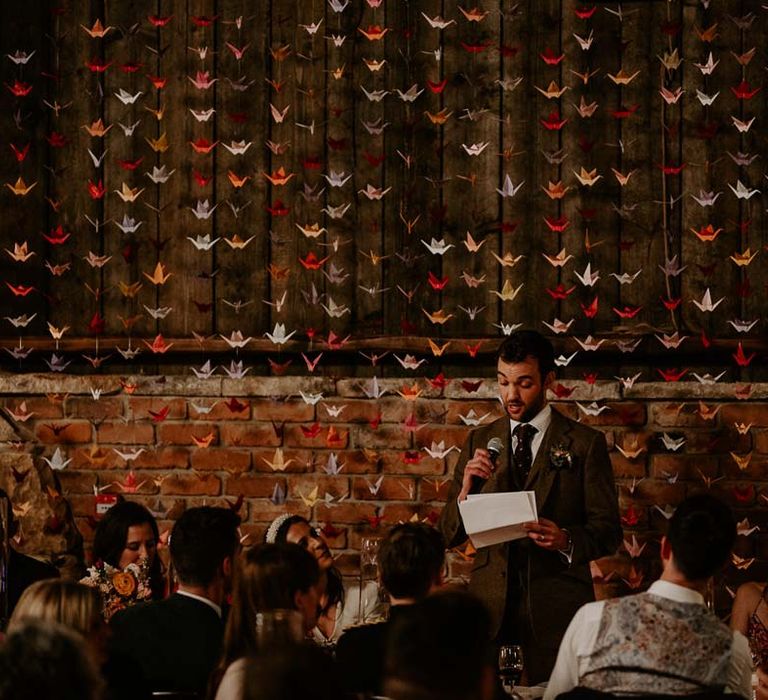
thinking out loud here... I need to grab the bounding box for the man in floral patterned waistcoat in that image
[544,494,752,699]
[439,331,622,683]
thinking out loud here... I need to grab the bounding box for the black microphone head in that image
[487,437,503,459]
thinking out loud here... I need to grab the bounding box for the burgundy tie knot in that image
[513,423,537,481]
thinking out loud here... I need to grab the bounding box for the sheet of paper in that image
[458,491,538,548]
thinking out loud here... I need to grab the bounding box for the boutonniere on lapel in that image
[549,444,574,472]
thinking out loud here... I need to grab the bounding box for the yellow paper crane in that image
[493,280,524,301]
[262,448,295,472]
[146,132,170,153]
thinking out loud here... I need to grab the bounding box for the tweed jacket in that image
[438,408,622,647]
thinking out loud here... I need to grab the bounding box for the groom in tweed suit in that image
[438,331,621,683]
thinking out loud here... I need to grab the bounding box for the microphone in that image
[469,437,504,494]
[487,437,503,464]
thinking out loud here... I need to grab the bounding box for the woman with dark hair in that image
[211,543,321,700]
[265,514,385,648]
[90,501,164,600]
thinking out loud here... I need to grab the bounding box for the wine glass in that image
[498,645,524,697]
[255,609,304,648]
[358,536,380,624]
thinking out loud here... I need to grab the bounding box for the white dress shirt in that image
[543,580,753,700]
[510,404,552,463]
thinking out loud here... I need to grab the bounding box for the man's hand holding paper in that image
[458,491,538,548]
[524,518,570,551]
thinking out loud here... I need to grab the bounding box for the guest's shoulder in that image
[214,658,247,700]
[571,597,607,626]
[734,580,764,604]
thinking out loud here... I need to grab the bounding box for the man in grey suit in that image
[439,331,622,683]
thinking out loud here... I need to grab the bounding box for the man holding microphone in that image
[439,330,622,683]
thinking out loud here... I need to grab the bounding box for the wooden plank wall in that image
[1,1,767,377]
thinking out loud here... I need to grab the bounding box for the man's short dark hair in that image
[667,494,736,581]
[0,619,102,700]
[379,523,445,600]
[496,330,555,378]
[170,507,240,587]
[384,591,493,700]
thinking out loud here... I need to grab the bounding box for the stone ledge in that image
[1,374,767,403]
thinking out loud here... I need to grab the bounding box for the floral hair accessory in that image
[79,558,152,620]
[549,444,574,471]
[265,513,295,544]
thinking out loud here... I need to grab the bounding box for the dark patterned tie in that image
[513,423,538,483]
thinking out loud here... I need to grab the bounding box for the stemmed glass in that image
[358,536,380,624]
[255,609,304,648]
[498,645,525,697]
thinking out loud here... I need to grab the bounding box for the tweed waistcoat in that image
[580,592,733,695]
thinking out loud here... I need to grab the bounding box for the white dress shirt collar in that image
[510,403,552,435]
[176,589,223,618]
[647,580,705,607]
[509,404,552,462]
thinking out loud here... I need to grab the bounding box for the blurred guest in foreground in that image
[10,580,109,665]
[384,590,496,700]
[9,579,146,699]
[212,542,321,700]
[266,513,385,647]
[110,506,240,695]
[544,494,751,699]
[337,522,445,696]
[241,645,342,700]
[0,618,103,700]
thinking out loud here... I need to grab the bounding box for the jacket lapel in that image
[524,408,573,511]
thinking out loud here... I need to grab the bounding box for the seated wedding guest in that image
[9,579,147,700]
[10,580,109,665]
[383,590,496,700]
[337,522,445,696]
[266,513,385,647]
[212,542,322,700]
[0,619,102,700]
[242,645,343,700]
[0,488,59,617]
[91,500,164,600]
[110,506,240,695]
[732,577,768,669]
[544,494,752,699]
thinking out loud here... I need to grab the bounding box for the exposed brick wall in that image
[1,374,766,614]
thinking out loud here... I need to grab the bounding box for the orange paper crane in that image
[5,177,36,196]
[262,166,295,186]
[143,262,172,285]
[81,19,113,37]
